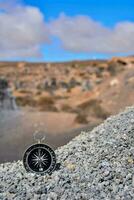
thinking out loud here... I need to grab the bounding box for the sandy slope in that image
[0,109,96,163]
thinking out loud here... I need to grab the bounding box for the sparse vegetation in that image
[61,104,74,113]
[17,89,33,95]
[0,57,132,128]
[78,99,110,120]
[107,62,125,76]
[95,68,103,78]
[16,96,36,107]
[37,96,58,112]
[75,113,88,124]
[117,59,127,65]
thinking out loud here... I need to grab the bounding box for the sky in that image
[0,0,134,62]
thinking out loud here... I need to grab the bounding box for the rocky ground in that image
[0,106,134,200]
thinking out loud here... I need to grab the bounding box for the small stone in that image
[8,185,18,194]
[103,170,110,177]
[35,186,47,195]
[127,158,133,164]
[66,163,76,171]
[48,192,58,200]
[132,175,134,187]
[0,185,4,193]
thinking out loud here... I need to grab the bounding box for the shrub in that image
[75,113,88,124]
[95,68,103,78]
[37,96,58,112]
[61,104,74,113]
[38,96,54,105]
[78,99,110,120]
[18,89,32,94]
[16,96,36,107]
[108,62,125,76]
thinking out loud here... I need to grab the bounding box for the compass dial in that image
[23,144,56,174]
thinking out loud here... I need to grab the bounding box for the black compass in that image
[23,143,56,175]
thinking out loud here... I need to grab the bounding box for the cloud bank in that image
[49,14,134,54]
[0,3,134,59]
[0,4,50,58]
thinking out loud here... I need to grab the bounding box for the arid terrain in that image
[0,56,134,162]
[1,56,134,118]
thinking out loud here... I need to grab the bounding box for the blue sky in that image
[0,0,134,61]
[24,0,134,25]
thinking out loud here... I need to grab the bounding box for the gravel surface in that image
[0,107,134,200]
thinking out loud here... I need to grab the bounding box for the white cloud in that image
[0,3,134,60]
[0,4,50,59]
[49,13,134,54]
[0,0,20,11]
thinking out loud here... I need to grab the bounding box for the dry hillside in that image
[0,56,133,126]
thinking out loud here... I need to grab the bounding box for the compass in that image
[23,143,56,175]
[23,143,57,175]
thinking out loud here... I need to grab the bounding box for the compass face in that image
[23,144,56,175]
